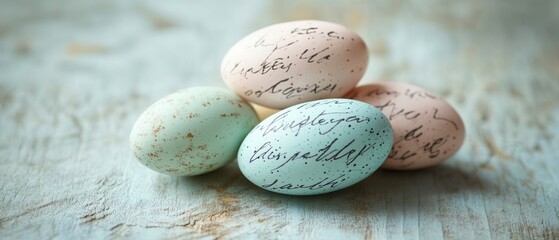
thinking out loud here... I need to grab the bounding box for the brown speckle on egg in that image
[129,87,259,176]
[220,113,241,118]
[152,125,162,136]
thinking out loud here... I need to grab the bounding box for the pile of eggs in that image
[130,20,465,195]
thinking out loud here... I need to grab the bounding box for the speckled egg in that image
[346,82,466,170]
[221,20,368,109]
[129,87,259,176]
[237,99,393,195]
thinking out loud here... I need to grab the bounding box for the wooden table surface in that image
[1,0,558,239]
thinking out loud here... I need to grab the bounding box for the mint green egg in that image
[237,99,393,195]
[130,87,259,176]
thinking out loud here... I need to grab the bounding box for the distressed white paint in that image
[1,0,558,239]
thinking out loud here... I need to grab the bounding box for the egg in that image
[221,20,368,109]
[237,99,393,195]
[346,82,466,170]
[129,87,259,176]
[250,103,280,121]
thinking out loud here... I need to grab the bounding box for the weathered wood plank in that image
[1,0,558,239]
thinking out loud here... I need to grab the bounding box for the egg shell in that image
[237,99,393,195]
[250,102,281,121]
[221,20,368,109]
[129,87,259,176]
[346,82,466,170]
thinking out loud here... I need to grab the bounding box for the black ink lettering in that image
[291,27,318,35]
[261,179,278,188]
[365,88,400,97]
[314,138,375,166]
[404,89,437,99]
[422,137,447,158]
[232,58,293,78]
[252,35,275,48]
[327,31,340,39]
[296,99,352,109]
[249,137,375,170]
[388,148,418,161]
[261,175,346,191]
[376,100,421,120]
[260,110,369,137]
[299,47,331,63]
[233,37,297,78]
[432,108,459,130]
[271,150,318,171]
[249,142,281,163]
[404,125,424,141]
[247,78,338,99]
[253,78,289,97]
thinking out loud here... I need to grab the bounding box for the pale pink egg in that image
[222,20,368,109]
[346,82,466,170]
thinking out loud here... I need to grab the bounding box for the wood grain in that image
[1,0,558,239]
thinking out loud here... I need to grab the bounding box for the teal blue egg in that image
[237,98,393,195]
[130,87,259,176]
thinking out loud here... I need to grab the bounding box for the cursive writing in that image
[422,137,447,158]
[356,88,438,100]
[229,58,292,78]
[291,27,318,35]
[432,108,459,130]
[261,174,346,191]
[299,47,331,63]
[232,35,297,78]
[388,148,417,161]
[249,138,375,170]
[260,109,369,137]
[244,78,337,99]
[231,27,343,79]
[375,100,421,120]
[388,107,459,162]
[296,99,353,109]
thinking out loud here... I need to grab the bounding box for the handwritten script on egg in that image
[222,21,367,108]
[349,85,464,169]
[232,28,346,100]
[243,100,388,192]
